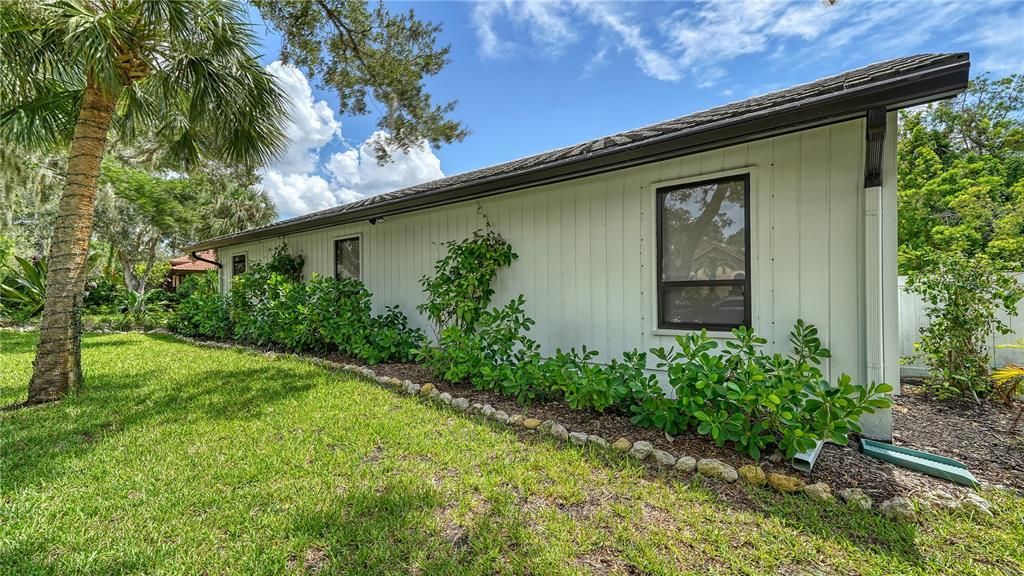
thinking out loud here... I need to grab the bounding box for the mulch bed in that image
[352,357,1024,502]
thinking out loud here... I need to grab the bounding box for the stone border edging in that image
[151,331,997,523]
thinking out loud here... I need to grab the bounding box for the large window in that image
[231,254,246,276]
[334,237,361,280]
[656,174,750,331]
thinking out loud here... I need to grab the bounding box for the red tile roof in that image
[170,250,217,272]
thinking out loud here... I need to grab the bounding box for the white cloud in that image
[469,0,1020,87]
[579,2,680,82]
[259,63,444,220]
[265,61,341,175]
[473,0,577,59]
[327,131,444,199]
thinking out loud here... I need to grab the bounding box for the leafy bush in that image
[83,277,124,310]
[544,348,650,412]
[904,250,1024,400]
[416,228,892,462]
[424,295,546,402]
[266,242,304,282]
[170,271,230,339]
[418,227,516,334]
[646,321,893,459]
[173,266,423,364]
[0,255,46,319]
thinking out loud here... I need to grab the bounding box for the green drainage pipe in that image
[791,440,825,473]
[860,439,979,487]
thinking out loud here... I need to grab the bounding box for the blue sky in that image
[245,0,1024,219]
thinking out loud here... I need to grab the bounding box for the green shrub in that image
[904,250,1024,400]
[646,321,893,459]
[418,227,516,334]
[173,266,423,364]
[83,277,124,310]
[423,295,546,402]
[0,255,46,319]
[543,348,650,412]
[170,271,230,339]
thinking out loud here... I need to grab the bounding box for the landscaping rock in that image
[628,441,653,460]
[675,456,697,473]
[538,420,556,433]
[920,489,959,511]
[522,418,543,430]
[737,465,766,486]
[880,497,918,523]
[509,414,525,426]
[611,438,632,453]
[481,405,496,418]
[766,472,805,493]
[696,459,737,482]
[838,488,873,510]
[493,410,510,424]
[439,392,453,405]
[961,492,993,517]
[651,449,676,467]
[586,435,608,448]
[405,382,421,395]
[470,403,483,414]
[428,389,440,400]
[569,432,588,446]
[419,383,435,395]
[452,398,470,411]
[803,482,833,503]
[549,423,569,441]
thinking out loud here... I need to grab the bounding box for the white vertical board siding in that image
[218,118,873,385]
[898,273,1024,376]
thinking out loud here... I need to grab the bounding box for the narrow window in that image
[657,174,750,331]
[334,237,361,280]
[232,254,246,276]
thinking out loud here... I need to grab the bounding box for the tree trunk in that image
[27,80,115,404]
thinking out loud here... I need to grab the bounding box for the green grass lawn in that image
[1,331,1022,575]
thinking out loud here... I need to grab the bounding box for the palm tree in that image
[0,0,288,404]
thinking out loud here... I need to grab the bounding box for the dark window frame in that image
[655,173,752,332]
[231,253,247,277]
[334,236,361,280]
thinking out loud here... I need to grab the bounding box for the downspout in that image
[190,251,222,269]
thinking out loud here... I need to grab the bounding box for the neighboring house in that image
[187,53,971,440]
[166,250,218,291]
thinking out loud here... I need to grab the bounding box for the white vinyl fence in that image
[899,273,1024,377]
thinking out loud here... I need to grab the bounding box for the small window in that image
[334,237,361,280]
[232,254,246,276]
[657,174,750,331]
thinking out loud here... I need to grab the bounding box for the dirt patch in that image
[286,547,328,574]
[892,381,1023,491]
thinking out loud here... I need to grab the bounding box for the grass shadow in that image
[1,358,318,494]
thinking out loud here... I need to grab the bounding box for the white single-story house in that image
[187,53,971,440]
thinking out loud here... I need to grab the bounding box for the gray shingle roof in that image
[189,53,969,251]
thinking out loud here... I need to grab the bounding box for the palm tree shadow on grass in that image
[1,361,317,492]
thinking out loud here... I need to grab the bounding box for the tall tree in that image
[0,0,288,404]
[898,74,1024,272]
[254,0,468,162]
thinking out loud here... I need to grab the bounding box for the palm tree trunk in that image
[27,80,115,404]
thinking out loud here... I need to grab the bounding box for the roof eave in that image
[187,55,969,252]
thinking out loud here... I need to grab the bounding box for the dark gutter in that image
[186,55,969,251]
[191,251,222,269]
